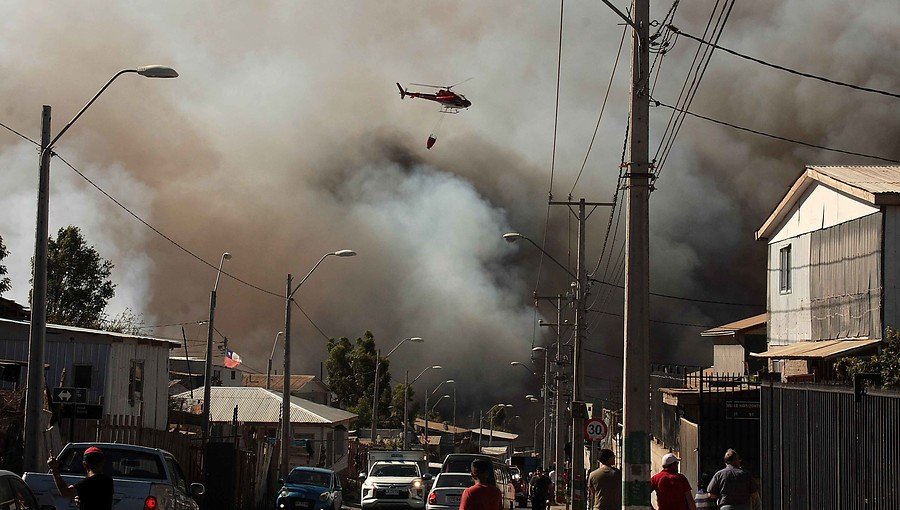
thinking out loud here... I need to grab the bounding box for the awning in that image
[751,339,879,359]
[701,313,767,337]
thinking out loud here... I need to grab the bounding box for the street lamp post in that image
[23,65,178,471]
[267,331,284,389]
[282,250,356,479]
[487,403,512,447]
[372,337,424,443]
[404,364,441,449]
[202,252,231,472]
[532,346,551,469]
[425,380,454,450]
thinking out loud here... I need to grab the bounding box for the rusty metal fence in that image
[761,382,900,509]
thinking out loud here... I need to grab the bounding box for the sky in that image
[0,1,898,426]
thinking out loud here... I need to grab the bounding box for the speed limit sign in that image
[584,418,608,442]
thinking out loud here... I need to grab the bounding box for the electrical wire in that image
[293,300,331,341]
[652,100,900,164]
[670,26,900,100]
[587,308,714,328]
[0,120,39,146]
[589,278,763,307]
[569,20,628,195]
[143,320,207,329]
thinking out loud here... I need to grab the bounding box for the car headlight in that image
[320,492,330,502]
[412,479,423,489]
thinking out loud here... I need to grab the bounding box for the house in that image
[753,165,897,380]
[169,355,247,392]
[0,316,178,429]
[171,386,356,470]
[242,374,330,404]
[700,314,767,375]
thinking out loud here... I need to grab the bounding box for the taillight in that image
[428,492,437,504]
[144,496,158,510]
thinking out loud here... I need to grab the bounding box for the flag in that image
[224,349,242,368]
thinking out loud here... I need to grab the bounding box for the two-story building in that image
[753,165,897,380]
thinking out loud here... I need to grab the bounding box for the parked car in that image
[440,454,514,510]
[1,470,45,510]
[277,467,342,510]
[440,454,494,474]
[360,460,429,510]
[495,464,515,510]
[425,473,473,510]
[24,442,204,510]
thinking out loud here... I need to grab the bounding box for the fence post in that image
[697,369,703,482]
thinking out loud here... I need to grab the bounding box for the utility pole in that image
[281,274,292,479]
[402,370,409,449]
[22,105,51,472]
[537,293,570,475]
[622,0,652,507]
[371,349,381,442]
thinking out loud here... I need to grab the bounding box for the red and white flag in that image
[224,349,242,368]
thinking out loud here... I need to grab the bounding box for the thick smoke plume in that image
[0,1,897,420]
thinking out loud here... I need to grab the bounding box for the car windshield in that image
[372,464,419,477]
[288,470,331,488]
[435,474,475,488]
[59,447,166,480]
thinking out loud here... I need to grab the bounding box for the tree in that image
[390,382,415,427]
[834,327,900,389]
[104,308,146,335]
[0,234,9,295]
[34,226,116,328]
[325,331,393,427]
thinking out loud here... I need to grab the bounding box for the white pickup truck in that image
[24,442,204,510]
[360,451,431,510]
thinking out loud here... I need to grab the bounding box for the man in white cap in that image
[650,453,696,510]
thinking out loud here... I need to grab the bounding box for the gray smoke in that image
[0,1,897,419]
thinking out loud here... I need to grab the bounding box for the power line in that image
[293,300,331,341]
[589,278,763,307]
[0,120,39,146]
[587,307,714,328]
[670,26,900,100]
[569,18,628,195]
[143,320,207,329]
[652,100,900,164]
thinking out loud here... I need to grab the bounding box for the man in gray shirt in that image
[707,449,759,510]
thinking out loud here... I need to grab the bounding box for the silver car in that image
[426,473,474,510]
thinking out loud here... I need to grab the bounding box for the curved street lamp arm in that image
[50,69,136,149]
[288,253,333,300]
[412,366,435,384]
[386,338,410,359]
[510,361,537,376]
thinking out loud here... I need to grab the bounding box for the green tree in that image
[834,327,900,388]
[389,382,415,428]
[0,234,10,295]
[34,226,116,328]
[325,331,393,427]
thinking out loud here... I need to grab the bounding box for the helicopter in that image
[396,79,472,113]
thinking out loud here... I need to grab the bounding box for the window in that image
[59,447,165,480]
[129,360,144,406]
[230,370,236,380]
[779,245,792,293]
[73,365,92,389]
[165,457,187,492]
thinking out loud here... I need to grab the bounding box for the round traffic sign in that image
[584,418,608,442]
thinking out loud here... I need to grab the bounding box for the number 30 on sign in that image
[584,418,608,442]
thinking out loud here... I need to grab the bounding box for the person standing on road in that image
[48,445,114,510]
[707,449,759,510]
[588,449,621,510]
[650,453,696,510]
[461,459,502,510]
[530,467,552,510]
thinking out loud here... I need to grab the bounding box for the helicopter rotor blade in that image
[410,83,445,89]
[446,77,474,89]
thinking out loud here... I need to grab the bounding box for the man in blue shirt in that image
[707,449,759,510]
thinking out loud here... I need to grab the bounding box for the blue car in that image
[277,467,344,510]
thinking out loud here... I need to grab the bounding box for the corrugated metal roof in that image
[413,418,469,434]
[0,318,181,347]
[810,166,900,194]
[242,374,320,392]
[701,313,767,337]
[171,386,356,425]
[751,339,879,359]
[470,428,518,440]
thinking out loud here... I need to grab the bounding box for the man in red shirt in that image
[650,453,696,510]
[460,459,503,510]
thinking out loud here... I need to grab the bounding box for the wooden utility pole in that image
[622,0,652,507]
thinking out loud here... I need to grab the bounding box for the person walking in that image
[650,453,696,510]
[48,446,114,510]
[707,449,759,510]
[530,467,552,510]
[693,473,715,509]
[547,464,557,503]
[588,449,621,510]
[461,459,503,510]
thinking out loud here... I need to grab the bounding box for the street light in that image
[372,337,424,441]
[202,252,231,471]
[267,332,284,389]
[502,232,575,279]
[425,380,455,448]
[532,346,551,468]
[487,403,512,446]
[403,364,441,449]
[430,394,450,413]
[282,249,356,479]
[510,361,537,376]
[23,64,178,472]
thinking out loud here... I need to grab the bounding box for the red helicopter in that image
[396,79,472,113]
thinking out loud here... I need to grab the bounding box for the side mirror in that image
[358,472,367,481]
[189,483,205,497]
[423,474,433,480]
[278,478,284,485]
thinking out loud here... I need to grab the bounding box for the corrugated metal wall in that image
[761,383,900,509]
